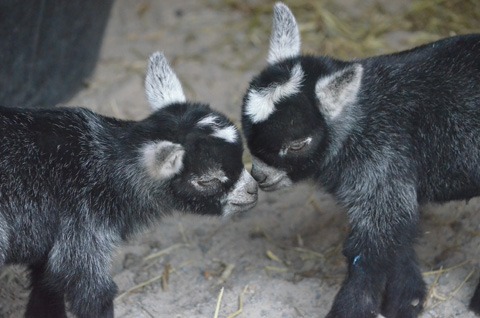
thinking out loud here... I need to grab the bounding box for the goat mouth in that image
[222,199,257,218]
[259,177,285,191]
[230,199,257,209]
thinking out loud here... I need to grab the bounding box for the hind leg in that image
[49,232,118,318]
[470,279,480,314]
[60,255,116,318]
[0,214,7,266]
[0,218,9,315]
[65,273,117,318]
[25,262,67,318]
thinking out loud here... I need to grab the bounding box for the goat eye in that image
[198,178,217,186]
[287,137,311,153]
[193,177,221,189]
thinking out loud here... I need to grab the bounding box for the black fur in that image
[242,34,480,317]
[0,102,247,317]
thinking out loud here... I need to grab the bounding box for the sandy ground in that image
[1,1,479,317]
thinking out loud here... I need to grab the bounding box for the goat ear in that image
[268,2,301,64]
[142,141,185,180]
[315,64,363,119]
[145,52,186,110]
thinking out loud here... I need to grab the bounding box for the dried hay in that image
[216,0,480,59]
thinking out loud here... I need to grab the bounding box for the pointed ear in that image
[142,141,185,180]
[268,2,301,64]
[145,52,186,110]
[315,64,363,119]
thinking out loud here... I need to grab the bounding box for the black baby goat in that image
[241,3,480,318]
[0,52,258,318]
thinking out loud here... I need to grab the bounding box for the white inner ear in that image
[268,2,301,64]
[315,64,363,119]
[142,141,185,180]
[145,52,186,110]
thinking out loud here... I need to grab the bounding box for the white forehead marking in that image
[197,115,218,126]
[197,115,239,143]
[245,63,304,123]
[212,125,238,143]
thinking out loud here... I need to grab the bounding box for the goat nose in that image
[251,166,267,183]
[247,183,258,196]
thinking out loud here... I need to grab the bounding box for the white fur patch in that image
[222,169,258,218]
[245,63,304,123]
[145,52,186,110]
[268,3,301,64]
[216,172,229,183]
[197,115,218,127]
[212,125,238,143]
[142,141,185,180]
[197,115,239,143]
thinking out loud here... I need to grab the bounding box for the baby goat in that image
[0,52,257,318]
[241,3,480,318]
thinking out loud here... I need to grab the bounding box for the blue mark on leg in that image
[353,254,361,266]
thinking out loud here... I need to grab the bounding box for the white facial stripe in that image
[212,125,238,143]
[197,115,218,126]
[272,63,304,101]
[244,89,275,123]
[245,63,304,123]
[197,116,239,144]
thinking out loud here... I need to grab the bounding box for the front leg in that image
[326,251,387,318]
[327,181,422,318]
[381,246,426,318]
